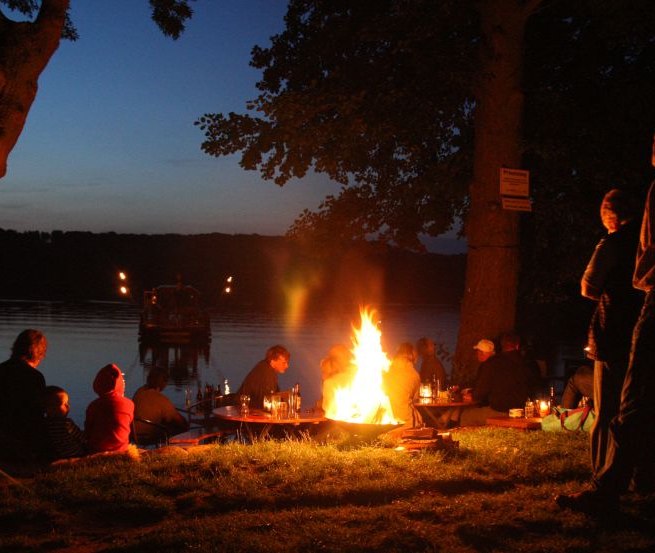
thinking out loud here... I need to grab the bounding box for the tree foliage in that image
[197,0,655,301]
[197,0,477,251]
[0,0,196,178]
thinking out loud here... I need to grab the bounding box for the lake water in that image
[0,300,461,426]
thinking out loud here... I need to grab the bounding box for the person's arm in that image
[634,182,655,291]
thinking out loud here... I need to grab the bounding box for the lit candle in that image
[538,400,550,418]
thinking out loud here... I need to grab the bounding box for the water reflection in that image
[138,341,211,386]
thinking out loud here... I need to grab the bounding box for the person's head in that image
[473,338,495,362]
[416,337,436,358]
[11,329,47,367]
[321,344,351,380]
[44,385,70,418]
[146,367,169,391]
[265,345,290,374]
[93,363,126,397]
[600,189,637,233]
[395,342,416,363]
[500,332,521,352]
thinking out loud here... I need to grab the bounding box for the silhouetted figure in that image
[0,329,48,462]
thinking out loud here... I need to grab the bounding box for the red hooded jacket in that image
[85,364,134,453]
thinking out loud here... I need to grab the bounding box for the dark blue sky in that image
[1,0,465,253]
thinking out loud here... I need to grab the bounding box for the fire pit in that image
[327,418,403,440]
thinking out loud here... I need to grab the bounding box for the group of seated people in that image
[1,325,583,465]
[0,328,189,465]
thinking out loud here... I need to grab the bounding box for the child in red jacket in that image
[85,364,134,454]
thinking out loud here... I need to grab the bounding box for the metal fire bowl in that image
[327,418,402,440]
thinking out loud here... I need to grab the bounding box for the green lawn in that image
[1,428,654,552]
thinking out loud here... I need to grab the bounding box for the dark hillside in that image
[0,229,465,310]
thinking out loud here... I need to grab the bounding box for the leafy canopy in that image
[196,0,478,250]
[0,0,196,40]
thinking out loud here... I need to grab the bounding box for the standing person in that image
[236,345,290,410]
[132,367,189,444]
[0,329,48,461]
[557,134,655,514]
[416,337,447,390]
[574,189,643,484]
[85,364,134,454]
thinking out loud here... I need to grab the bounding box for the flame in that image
[323,307,400,425]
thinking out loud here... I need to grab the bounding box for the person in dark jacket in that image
[580,189,642,481]
[459,333,540,426]
[236,345,290,410]
[0,329,48,461]
[557,136,655,515]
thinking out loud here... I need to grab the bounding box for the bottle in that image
[294,382,302,415]
[214,383,222,407]
[196,382,203,403]
[548,386,556,412]
[184,386,191,408]
[223,378,230,395]
[288,387,296,418]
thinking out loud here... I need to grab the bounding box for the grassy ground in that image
[1,427,654,552]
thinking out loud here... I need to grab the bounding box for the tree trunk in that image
[0,0,68,178]
[453,0,536,382]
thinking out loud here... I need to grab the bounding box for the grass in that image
[1,428,655,552]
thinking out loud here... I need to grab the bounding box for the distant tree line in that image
[0,229,466,311]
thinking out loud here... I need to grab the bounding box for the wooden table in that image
[413,400,479,429]
[213,406,326,441]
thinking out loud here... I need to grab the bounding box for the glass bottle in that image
[294,382,302,415]
[548,386,556,412]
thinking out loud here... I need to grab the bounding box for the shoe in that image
[555,489,618,516]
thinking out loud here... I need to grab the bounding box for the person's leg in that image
[595,294,655,496]
[590,359,625,478]
[557,293,655,513]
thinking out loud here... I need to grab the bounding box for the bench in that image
[169,426,230,446]
[486,416,542,431]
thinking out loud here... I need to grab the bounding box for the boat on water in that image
[139,284,211,343]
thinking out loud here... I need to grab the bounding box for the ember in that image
[323,307,401,425]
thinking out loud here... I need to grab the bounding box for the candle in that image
[538,400,550,418]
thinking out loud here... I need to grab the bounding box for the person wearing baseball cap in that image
[473,339,495,363]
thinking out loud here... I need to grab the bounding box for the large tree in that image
[196,0,655,379]
[0,0,194,178]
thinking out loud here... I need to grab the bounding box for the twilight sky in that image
[0,0,465,254]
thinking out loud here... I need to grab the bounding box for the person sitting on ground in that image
[84,364,134,454]
[561,364,594,409]
[459,332,541,426]
[473,338,495,366]
[44,385,86,460]
[416,337,447,390]
[132,367,189,444]
[318,344,354,416]
[0,329,48,462]
[436,337,496,428]
[382,342,421,426]
[236,345,290,410]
